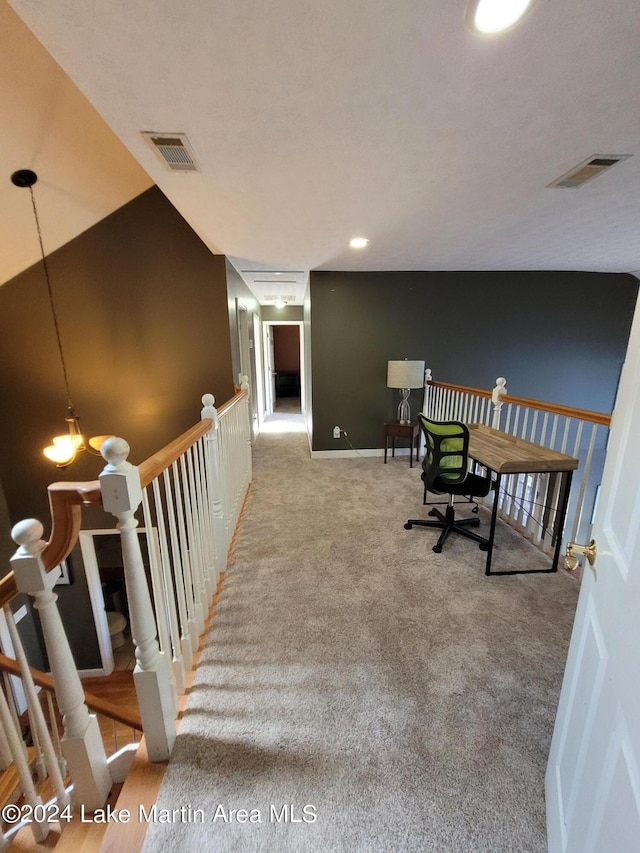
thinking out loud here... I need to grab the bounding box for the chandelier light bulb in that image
[43,436,77,466]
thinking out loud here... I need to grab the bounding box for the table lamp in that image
[387,360,425,424]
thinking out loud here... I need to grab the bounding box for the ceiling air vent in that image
[141,132,200,172]
[548,154,631,188]
[265,295,297,303]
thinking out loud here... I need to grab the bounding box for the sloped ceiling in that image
[5,0,640,306]
[0,1,152,286]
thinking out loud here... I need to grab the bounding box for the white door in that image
[546,296,640,852]
[253,313,265,431]
[264,324,276,415]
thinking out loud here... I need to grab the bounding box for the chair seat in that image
[425,470,492,499]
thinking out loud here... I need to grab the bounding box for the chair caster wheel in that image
[428,509,438,517]
[472,506,479,514]
[404,523,412,530]
[471,518,480,527]
[432,545,442,553]
[479,543,489,551]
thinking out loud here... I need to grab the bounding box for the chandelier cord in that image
[28,184,74,413]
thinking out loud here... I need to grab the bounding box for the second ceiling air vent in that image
[548,154,631,188]
[141,132,200,172]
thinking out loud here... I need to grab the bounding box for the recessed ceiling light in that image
[350,237,370,249]
[468,0,532,34]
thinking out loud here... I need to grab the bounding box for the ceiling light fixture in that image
[11,169,111,468]
[467,0,532,34]
[274,299,287,309]
[349,237,370,249]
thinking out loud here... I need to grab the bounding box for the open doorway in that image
[78,529,152,675]
[263,321,305,417]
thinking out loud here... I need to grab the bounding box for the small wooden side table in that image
[384,421,420,467]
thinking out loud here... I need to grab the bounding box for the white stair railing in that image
[100,438,177,764]
[99,388,252,760]
[423,373,610,563]
[3,606,69,809]
[0,384,252,840]
[9,521,112,811]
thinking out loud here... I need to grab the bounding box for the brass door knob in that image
[565,539,597,570]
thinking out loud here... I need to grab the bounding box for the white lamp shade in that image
[387,360,425,389]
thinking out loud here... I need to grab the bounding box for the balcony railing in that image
[0,384,252,846]
[423,373,610,563]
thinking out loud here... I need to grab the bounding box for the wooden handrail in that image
[138,419,212,487]
[217,387,246,416]
[0,388,247,608]
[428,381,611,426]
[0,481,102,607]
[501,395,610,426]
[0,574,18,610]
[0,653,142,730]
[429,380,493,398]
[43,480,101,570]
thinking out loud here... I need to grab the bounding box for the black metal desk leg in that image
[551,470,573,572]
[484,473,501,576]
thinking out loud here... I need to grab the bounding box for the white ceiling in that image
[4,0,640,306]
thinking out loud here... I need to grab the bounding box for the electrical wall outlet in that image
[333,426,341,439]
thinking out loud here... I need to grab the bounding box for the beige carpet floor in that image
[142,412,579,852]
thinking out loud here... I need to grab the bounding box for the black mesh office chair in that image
[404,415,493,553]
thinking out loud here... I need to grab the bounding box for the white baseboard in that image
[78,667,110,678]
[311,447,418,459]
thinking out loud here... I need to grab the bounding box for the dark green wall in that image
[0,187,234,524]
[0,187,234,669]
[262,305,304,322]
[310,270,638,451]
[225,261,261,385]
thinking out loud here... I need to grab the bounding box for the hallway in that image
[142,415,579,852]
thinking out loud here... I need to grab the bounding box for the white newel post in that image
[99,438,176,762]
[421,368,432,417]
[491,376,507,429]
[10,520,111,811]
[201,394,227,578]
[240,376,253,481]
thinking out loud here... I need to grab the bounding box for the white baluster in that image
[152,476,185,695]
[1,671,27,762]
[10,520,111,810]
[186,446,211,604]
[3,605,69,808]
[491,377,507,429]
[0,678,49,842]
[0,714,12,769]
[46,691,67,777]
[194,440,215,598]
[163,467,194,673]
[140,490,180,708]
[421,368,432,417]
[201,394,228,579]
[241,376,253,477]
[173,459,200,651]
[180,454,206,635]
[99,438,176,762]
[570,422,598,544]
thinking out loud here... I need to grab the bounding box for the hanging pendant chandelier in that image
[11,169,111,468]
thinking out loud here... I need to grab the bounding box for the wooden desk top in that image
[467,423,579,474]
